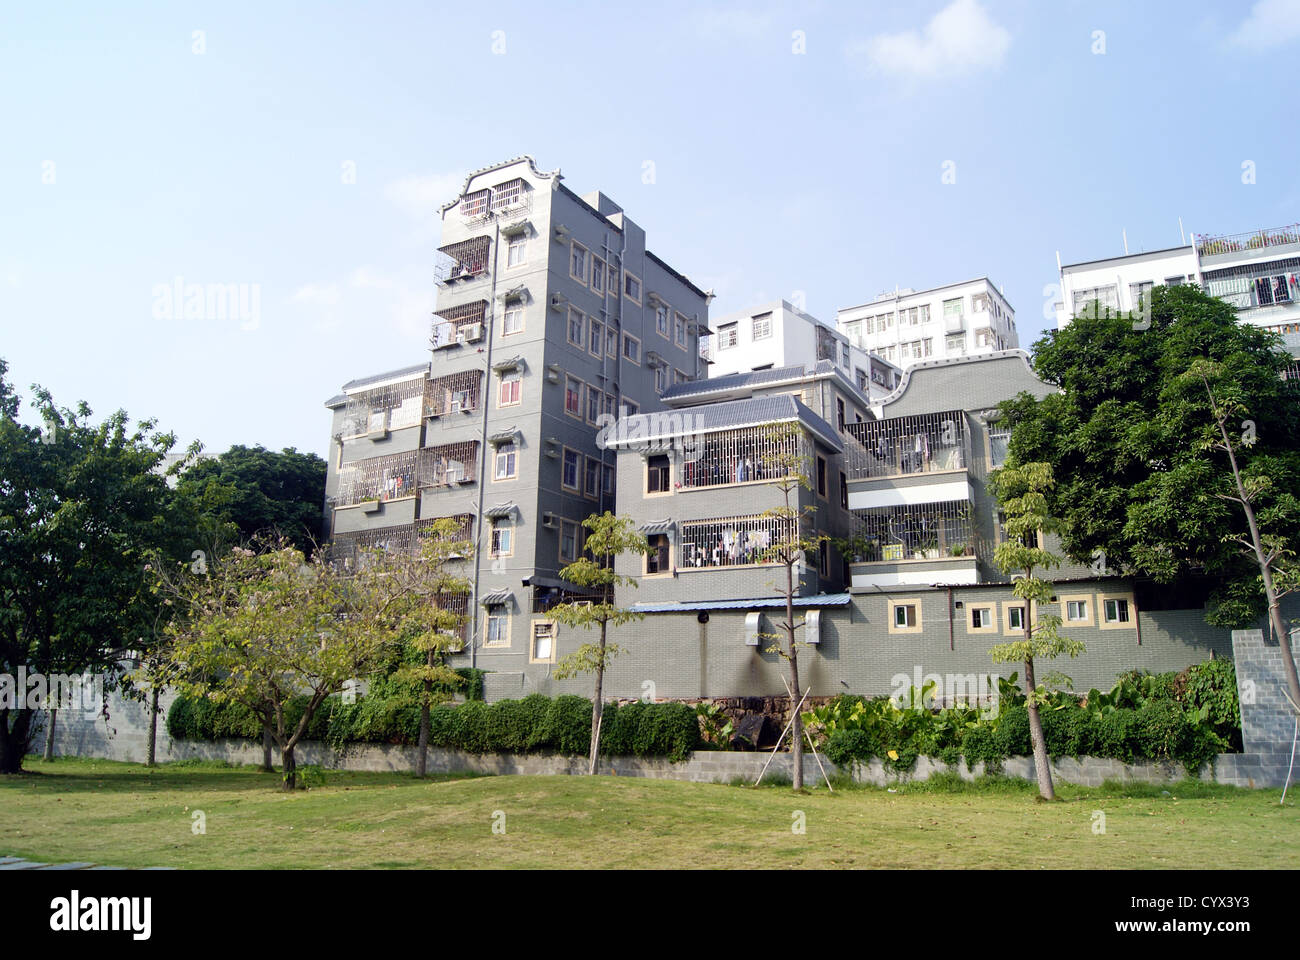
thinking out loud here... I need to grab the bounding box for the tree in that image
[549,512,648,775]
[156,539,410,789]
[175,445,327,556]
[0,360,191,774]
[986,462,1085,801]
[998,284,1300,628]
[757,422,827,792]
[1180,358,1300,715]
[387,520,475,777]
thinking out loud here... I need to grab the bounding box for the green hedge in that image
[167,692,699,762]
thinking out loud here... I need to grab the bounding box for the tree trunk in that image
[281,744,297,791]
[0,709,33,774]
[1024,656,1055,801]
[261,724,273,772]
[417,673,432,779]
[43,709,57,762]
[787,560,803,791]
[146,688,159,767]
[588,621,607,776]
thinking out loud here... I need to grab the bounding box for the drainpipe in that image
[946,584,954,651]
[467,219,502,669]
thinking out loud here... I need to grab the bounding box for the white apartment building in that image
[1055,223,1300,334]
[704,299,902,400]
[836,278,1018,369]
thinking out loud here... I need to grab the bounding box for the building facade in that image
[837,278,1019,369]
[323,156,710,691]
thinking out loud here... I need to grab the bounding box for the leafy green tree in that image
[998,284,1300,628]
[549,512,648,775]
[1179,358,1300,714]
[388,519,475,777]
[175,444,327,555]
[757,422,828,791]
[986,462,1084,801]
[0,360,192,774]
[156,539,414,789]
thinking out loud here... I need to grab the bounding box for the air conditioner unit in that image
[459,323,484,343]
[550,293,566,310]
[541,512,558,529]
[744,612,762,647]
[804,609,821,645]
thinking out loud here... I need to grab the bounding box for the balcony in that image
[341,375,427,438]
[699,335,715,363]
[846,500,980,587]
[458,180,532,223]
[431,300,489,350]
[435,237,491,285]
[844,411,969,481]
[1197,224,1300,260]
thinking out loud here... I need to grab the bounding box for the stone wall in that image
[1227,628,1300,787]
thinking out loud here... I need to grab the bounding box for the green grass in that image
[1,756,1296,869]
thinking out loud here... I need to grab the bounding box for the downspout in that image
[946,584,954,651]
[468,219,502,669]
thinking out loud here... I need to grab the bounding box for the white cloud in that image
[384,172,466,222]
[855,0,1010,80]
[289,283,341,306]
[1229,0,1300,49]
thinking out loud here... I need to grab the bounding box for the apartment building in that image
[705,299,902,400]
[837,278,1018,369]
[323,156,709,697]
[1055,222,1300,335]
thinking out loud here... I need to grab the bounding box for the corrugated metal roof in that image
[639,519,675,534]
[484,502,516,519]
[479,589,512,606]
[340,362,430,393]
[631,593,852,613]
[603,395,843,452]
[660,363,810,401]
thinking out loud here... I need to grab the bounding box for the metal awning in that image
[631,593,853,613]
[479,589,512,607]
[640,519,675,535]
[484,502,516,519]
[491,355,525,372]
[488,429,519,446]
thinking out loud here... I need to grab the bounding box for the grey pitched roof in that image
[340,363,430,393]
[660,363,811,402]
[602,394,843,453]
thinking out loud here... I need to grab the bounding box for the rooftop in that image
[602,393,844,453]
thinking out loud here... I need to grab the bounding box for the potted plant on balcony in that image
[919,536,940,559]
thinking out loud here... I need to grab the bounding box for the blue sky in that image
[2,0,1297,459]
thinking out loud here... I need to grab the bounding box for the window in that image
[1101,596,1134,628]
[623,272,641,303]
[1072,285,1120,316]
[484,606,510,647]
[836,397,846,430]
[561,449,580,490]
[1006,605,1026,632]
[675,313,689,347]
[567,308,585,347]
[490,519,513,557]
[654,364,668,393]
[839,471,848,509]
[971,607,993,630]
[945,333,966,355]
[752,312,772,340]
[674,369,689,385]
[622,333,640,364]
[570,243,588,283]
[647,454,671,493]
[590,256,605,294]
[530,621,556,662]
[609,264,619,292]
[507,234,527,268]
[606,326,618,357]
[588,318,603,357]
[988,421,1011,468]
[502,303,524,336]
[972,292,990,312]
[679,514,796,569]
[603,392,617,420]
[559,521,578,563]
[890,601,921,634]
[602,464,615,497]
[646,534,671,574]
[655,303,670,338]
[564,376,583,417]
[498,370,521,407]
[816,456,827,498]
[1129,280,1153,310]
[622,400,639,417]
[494,442,517,480]
[818,540,830,578]
[584,457,600,498]
[1067,600,1088,621]
[718,323,739,349]
[586,385,603,423]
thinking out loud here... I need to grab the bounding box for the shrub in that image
[532,695,592,755]
[1041,706,1097,758]
[824,729,873,767]
[994,706,1031,757]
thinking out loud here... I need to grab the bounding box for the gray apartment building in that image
[323,156,710,697]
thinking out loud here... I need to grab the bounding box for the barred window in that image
[844,411,967,480]
[335,450,419,505]
[678,425,807,489]
[425,369,483,417]
[342,377,427,437]
[679,514,799,569]
[417,442,479,487]
[850,500,973,563]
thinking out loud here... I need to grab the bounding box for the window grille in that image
[435,237,491,283]
[679,514,800,569]
[850,500,974,562]
[335,450,420,505]
[677,425,807,489]
[342,376,427,436]
[418,441,480,486]
[843,411,967,479]
[424,369,483,416]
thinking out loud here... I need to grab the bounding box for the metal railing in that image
[679,513,800,570]
[1197,224,1300,258]
[848,500,975,563]
[843,411,968,480]
[677,425,807,489]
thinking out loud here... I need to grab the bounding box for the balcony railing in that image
[848,500,974,563]
[844,411,968,480]
[677,425,806,490]
[458,180,532,222]
[435,237,491,284]
[1197,224,1300,258]
[699,335,715,363]
[419,442,480,487]
[679,513,800,570]
[341,375,427,437]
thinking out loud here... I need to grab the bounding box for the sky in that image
[2,0,1298,460]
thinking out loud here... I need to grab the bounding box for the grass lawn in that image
[1,757,1296,869]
